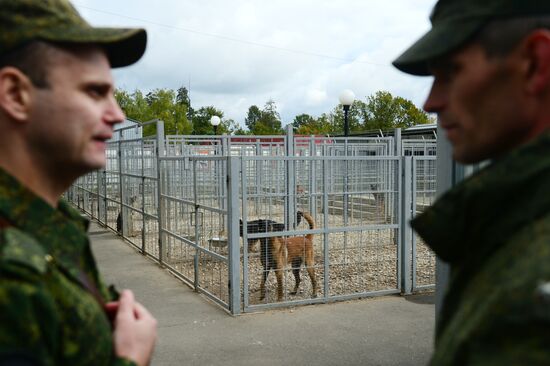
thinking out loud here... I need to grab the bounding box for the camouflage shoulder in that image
[0,227,48,274]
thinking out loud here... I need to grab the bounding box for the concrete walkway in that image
[89,221,435,366]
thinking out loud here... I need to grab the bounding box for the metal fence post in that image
[95,170,100,221]
[227,156,241,315]
[401,156,413,294]
[117,130,125,235]
[394,128,402,156]
[102,169,107,225]
[285,124,296,227]
[141,136,146,255]
[309,136,317,215]
[323,158,330,300]
[193,160,199,291]
[254,139,261,215]
[156,120,165,265]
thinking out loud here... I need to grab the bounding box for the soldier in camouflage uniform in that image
[393,0,550,364]
[0,1,157,365]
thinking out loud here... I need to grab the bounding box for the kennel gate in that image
[239,155,404,312]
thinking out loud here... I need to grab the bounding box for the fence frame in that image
[68,123,437,314]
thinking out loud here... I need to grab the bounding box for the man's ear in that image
[523,30,550,95]
[0,67,33,122]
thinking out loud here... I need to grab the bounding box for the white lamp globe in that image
[210,116,221,126]
[339,89,355,106]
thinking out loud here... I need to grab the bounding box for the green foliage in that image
[176,87,194,121]
[330,100,365,135]
[226,119,248,135]
[192,106,225,135]
[292,114,315,130]
[116,86,428,138]
[249,99,283,135]
[115,88,191,137]
[244,105,262,132]
[295,113,336,135]
[363,91,430,130]
[294,91,429,135]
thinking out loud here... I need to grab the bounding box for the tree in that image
[176,86,194,121]
[295,113,335,135]
[244,105,262,132]
[249,99,283,135]
[176,86,190,107]
[322,91,429,135]
[115,88,192,137]
[363,91,430,130]
[292,114,315,131]
[192,106,224,135]
[331,100,366,135]
[225,119,248,135]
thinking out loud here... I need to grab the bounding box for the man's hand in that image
[111,289,157,366]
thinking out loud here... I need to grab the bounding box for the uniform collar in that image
[411,131,550,264]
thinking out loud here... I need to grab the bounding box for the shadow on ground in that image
[405,292,435,305]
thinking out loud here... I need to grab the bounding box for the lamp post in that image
[338,90,354,255]
[210,115,221,135]
[339,89,355,137]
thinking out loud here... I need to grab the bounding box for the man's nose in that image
[105,95,125,126]
[423,79,446,114]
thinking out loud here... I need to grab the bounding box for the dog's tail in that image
[302,212,315,241]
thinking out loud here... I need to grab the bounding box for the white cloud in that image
[74,0,436,126]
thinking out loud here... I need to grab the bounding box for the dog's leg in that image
[306,267,317,298]
[272,237,285,302]
[290,257,302,295]
[305,247,318,298]
[116,211,122,234]
[275,267,284,301]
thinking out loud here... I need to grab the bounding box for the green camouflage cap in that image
[0,0,146,68]
[393,0,550,76]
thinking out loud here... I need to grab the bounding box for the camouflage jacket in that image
[0,169,135,366]
[412,131,550,366]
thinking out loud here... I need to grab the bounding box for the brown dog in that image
[260,212,317,301]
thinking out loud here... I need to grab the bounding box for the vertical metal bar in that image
[193,159,199,291]
[141,136,146,254]
[241,158,250,309]
[156,120,165,264]
[411,158,418,291]
[117,131,124,235]
[323,158,330,300]
[309,136,317,215]
[343,141,349,261]
[102,169,107,225]
[227,157,241,315]
[401,156,413,294]
[255,140,261,215]
[394,128,402,156]
[285,124,295,227]
[222,134,229,157]
[95,170,100,221]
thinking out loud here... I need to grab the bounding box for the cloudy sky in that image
[74,0,436,128]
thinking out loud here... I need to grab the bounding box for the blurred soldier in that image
[0,1,157,365]
[394,0,550,364]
